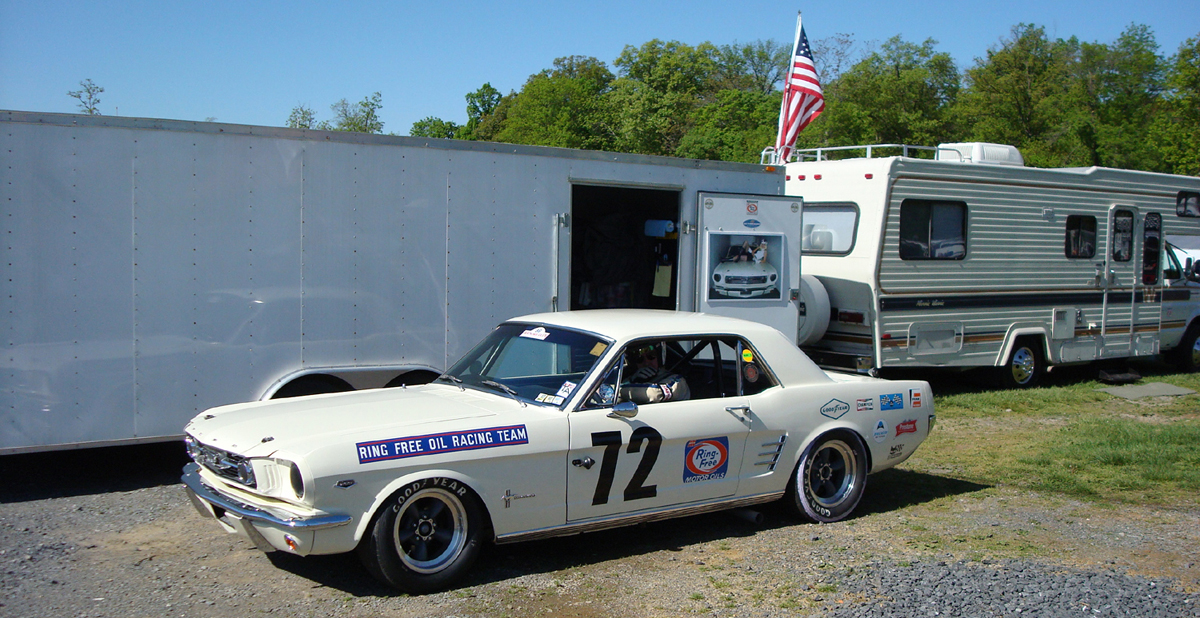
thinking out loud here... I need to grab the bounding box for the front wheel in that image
[784,430,868,523]
[1170,323,1200,373]
[358,479,486,594]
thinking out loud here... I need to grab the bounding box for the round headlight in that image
[769,273,777,282]
[289,462,305,499]
[713,273,722,282]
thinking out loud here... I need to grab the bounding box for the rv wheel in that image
[996,338,1043,388]
[1170,323,1200,373]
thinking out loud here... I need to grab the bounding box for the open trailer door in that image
[696,192,804,338]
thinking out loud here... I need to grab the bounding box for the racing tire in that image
[784,430,868,523]
[358,479,486,594]
[1169,322,1200,373]
[995,337,1044,389]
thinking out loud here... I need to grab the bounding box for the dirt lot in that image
[2,440,1196,617]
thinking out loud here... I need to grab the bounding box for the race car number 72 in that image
[589,427,662,505]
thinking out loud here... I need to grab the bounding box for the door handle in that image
[572,457,595,469]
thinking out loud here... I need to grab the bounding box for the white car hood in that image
[185,383,518,458]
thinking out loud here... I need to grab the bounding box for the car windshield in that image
[440,323,612,407]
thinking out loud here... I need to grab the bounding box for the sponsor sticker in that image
[910,389,923,408]
[857,398,875,412]
[535,393,565,405]
[746,201,759,214]
[895,419,917,437]
[743,219,761,228]
[820,398,850,419]
[872,419,889,443]
[683,437,729,483]
[888,444,905,460]
[742,349,754,363]
[556,381,577,398]
[880,393,904,411]
[356,424,529,464]
[519,327,550,340]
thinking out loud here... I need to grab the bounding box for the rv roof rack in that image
[760,144,960,165]
[793,144,960,162]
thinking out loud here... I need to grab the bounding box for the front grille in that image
[725,275,768,284]
[186,437,256,488]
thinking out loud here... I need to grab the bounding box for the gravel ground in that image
[2,442,1197,618]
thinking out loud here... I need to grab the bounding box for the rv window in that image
[898,199,966,260]
[1064,215,1097,258]
[1143,212,1162,285]
[1112,211,1134,262]
[1178,192,1200,218]
[802,204,858,254]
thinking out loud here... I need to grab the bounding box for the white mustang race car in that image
[182,310,934,593]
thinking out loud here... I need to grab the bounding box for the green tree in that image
[329,92,384,133]
[494,56,616,149]
[286,104,317,129]
[675,89,780,162]
[1149,33,1200,175]
[955,24,1094,167]
[1083,25,1168,171]
[715,40,789,94]
[455,83,502,140]
[797,36,960,150]
[608,40,721,155]
[409,116,461,138]
[67,79,104,115]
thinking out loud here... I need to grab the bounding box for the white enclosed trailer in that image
[783,143,1200,386]
[2,111,810,453]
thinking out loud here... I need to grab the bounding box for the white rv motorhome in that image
[783,143,1200,387]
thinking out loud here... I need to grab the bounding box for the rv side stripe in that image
[880,290,1189,312]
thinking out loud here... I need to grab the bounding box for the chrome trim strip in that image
[494,491,784,544]
[182,463,351,531]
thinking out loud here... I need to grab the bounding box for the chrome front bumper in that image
[181,462,351,533]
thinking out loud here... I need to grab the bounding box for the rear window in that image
[899,199,966,260]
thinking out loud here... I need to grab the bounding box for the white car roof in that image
[509,310,832,385]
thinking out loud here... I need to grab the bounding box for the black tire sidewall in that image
[786,430,868,523]
[1170,323,1200,372]
[358,478,485,594]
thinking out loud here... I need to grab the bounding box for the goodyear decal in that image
[357,425,529,464]
[820,398,850,419]
[683,437,729,483]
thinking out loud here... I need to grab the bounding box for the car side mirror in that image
[1189,258,1200,282]
[607,401,638,419]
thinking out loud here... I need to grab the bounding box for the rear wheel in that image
[358,479,486,594]
[1170,323,1200,373]
[784,430,868,523]
[996,338,1044,389]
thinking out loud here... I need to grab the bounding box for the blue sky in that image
[1,1,1196,135]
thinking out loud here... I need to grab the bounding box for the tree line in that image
[397,24,1197,176]
[70,23,1195,175]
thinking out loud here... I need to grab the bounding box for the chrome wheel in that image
[391,488,468,574]
[805,439,858,511]
[1010,346,1037,385]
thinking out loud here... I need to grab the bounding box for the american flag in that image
[774,13,824,164]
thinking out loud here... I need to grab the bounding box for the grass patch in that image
[905,362,1200,509]
[1017,417,1200,500]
